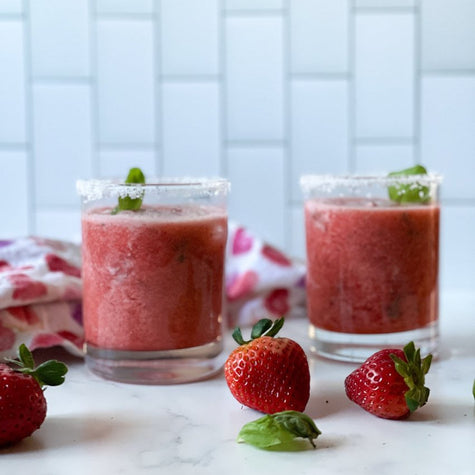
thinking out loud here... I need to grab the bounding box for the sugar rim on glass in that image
[300,173,443,194]
[76,177,230,202]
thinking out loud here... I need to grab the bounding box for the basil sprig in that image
[388,164,430,204]
[112,167,145,214]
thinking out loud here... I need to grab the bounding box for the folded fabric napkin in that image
[0,237,83,358]
[226,222,306,327]
[0,225,306,358]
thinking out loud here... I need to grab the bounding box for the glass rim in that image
[76,177,230,201]
[300,173,442,191]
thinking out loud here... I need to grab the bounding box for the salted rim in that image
[300,173,442,193]
[76,177,230,201]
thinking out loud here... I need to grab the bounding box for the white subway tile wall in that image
[354,143,415,174]
[225,15,285,141]
[420,76,475,201]
[227,146,286,250]
[290,0,349,75]
[0,21,27,143]
[95,0,154,15]
[421,0,475,71]
[96,19,156,144]
[0,1,23,14]
[0,151,29,236]
[225,0,284,10]
[33,84,93,208]
[161,0,220,77]
[30,0,91,78]
[354,12,415,139]
[162,82,221,176]
[0,1,474,292]
[290,79,349,200]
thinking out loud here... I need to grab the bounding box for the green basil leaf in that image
[113,167,146,214]
[237,411,321,450]
[388,165,430,203]
[238,415,296,449]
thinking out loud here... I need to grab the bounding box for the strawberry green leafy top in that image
[390,341,432,412]
[232,317,285,345]
[6,343,68,388]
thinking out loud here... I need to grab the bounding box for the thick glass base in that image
[85,340,225,384]
[309,322,439,363]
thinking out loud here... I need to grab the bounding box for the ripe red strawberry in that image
[0,344,68,447]
[344,341,432,420]
[224,317,310,414]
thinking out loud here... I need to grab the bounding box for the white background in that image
[0,0,474,293]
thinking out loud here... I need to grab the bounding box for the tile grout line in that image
[348,0,356,173]
[160,74,222,82]
[94,12,154,20]
[225,140,287,148]
[0,143,30,150]
[291,72,351,81]
[31,76,92,84]
[23,0,35,235]
[98,143,157,150]
[218,0,227,178]
[413,0,421,166]
[223,9,285,18]
[89,0,100,178]
[0,13,24,20]
[154,0,163,177]
[354,6,416,14]
[353,137,415,145]
[282,0,291,251]
[421,69,475,76]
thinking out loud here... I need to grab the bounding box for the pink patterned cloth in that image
[0,237,84,358]
[0,226,306,358]
[226,222,306,327]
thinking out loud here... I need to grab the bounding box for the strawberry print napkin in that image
[0,226,306,358]
[0,237,84,358]
[225,222,306,328]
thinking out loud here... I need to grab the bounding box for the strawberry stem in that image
[5,344,68,389]
[232,317,286,345]
[264,317,285,337]
[250,319,273,339]
[390,341,432,413]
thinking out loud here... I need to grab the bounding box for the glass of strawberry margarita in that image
[77,177,229,384]
[300,172,442,362]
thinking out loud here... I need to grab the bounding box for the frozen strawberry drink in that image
[301,173,442,362]
[77,178,229,384]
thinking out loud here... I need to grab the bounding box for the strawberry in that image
[344,341,432,420]
[224,317,310,414]
[0,344,68,447]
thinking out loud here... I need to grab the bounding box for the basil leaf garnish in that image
[112,167,146,214]
[388,165,430,203]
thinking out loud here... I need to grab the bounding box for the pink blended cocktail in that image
[81,205,227,353]
[77,176,229,383]
[305,198,440,337]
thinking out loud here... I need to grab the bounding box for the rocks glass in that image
[300,173,442,362]
[77,177,229,384]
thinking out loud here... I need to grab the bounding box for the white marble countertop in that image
[2,292,474,475]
